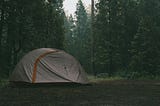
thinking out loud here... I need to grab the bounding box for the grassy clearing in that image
[0,80,160,106]
[0,75,160,87]
[0,77,160,106]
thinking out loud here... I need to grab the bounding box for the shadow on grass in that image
[9,82,92,88]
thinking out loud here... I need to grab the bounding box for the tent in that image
[10,48,89,84]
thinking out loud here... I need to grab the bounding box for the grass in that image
[0,76,160,106]
[88,75,124,83]
[0,75,124,87]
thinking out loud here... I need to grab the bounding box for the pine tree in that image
[64,0,91,72]
[0,0,65,77]
[130,0,160,77]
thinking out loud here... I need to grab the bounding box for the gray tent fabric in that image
[10,48,89,84]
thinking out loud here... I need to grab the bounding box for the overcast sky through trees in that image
[63,0,91,15]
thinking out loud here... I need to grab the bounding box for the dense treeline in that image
[93,0,160,78]
[65,0,160,79]
[0,0,64,78]
[1,0,160,79]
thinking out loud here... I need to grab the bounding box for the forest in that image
[0,0,160,79]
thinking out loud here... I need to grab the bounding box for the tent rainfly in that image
[10,48,89,84]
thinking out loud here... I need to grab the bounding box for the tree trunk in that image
[91,0,96,76]
[0,0,5,58]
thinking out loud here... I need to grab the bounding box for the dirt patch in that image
[0,80,160,106]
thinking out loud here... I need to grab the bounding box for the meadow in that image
[0,78,160,106]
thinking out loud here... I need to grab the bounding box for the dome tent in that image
[10,48,89,84]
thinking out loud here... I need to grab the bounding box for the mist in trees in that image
[64,0,91,72]
[65,0,160,78]
[93,0,160,78]
[0,0,160,79]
